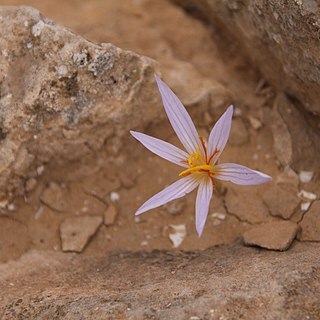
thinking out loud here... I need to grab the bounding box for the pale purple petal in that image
[135,175,200,215]
[214,163,272,185]
[195,177,213,237]
[130,131,189,168]
[155,76,201,154]
[207,105,233,163]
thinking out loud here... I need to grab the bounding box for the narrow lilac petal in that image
[195,177,213,237]
[214,163,272,185]
[135,175,200,215]
[130,131,189,168]
[207,105,233,163]
[155,76,201,154]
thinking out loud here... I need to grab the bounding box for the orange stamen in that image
[199,136,208,163]
[208,148,220,164]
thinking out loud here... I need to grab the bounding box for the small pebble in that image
[36,165,45,175]
[298,190,317,201]
[110,191,120,202]
[248,116,262,130]
[169,224,186,248]
[211,212,226,220]
[301,202,311,211]
[104,204,118,226]
[299,171,314,183]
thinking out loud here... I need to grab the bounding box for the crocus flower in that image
[130,76,272,236]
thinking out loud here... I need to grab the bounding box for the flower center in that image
[179,137,220,181]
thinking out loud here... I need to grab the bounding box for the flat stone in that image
[60,216,103,252]
[103,204,118,226]
[243,221,298,251]
[299,201,320,242]
[263,186,300,219]
[40,182,67,212]
[229,118,249,146]
[225,188,270,224]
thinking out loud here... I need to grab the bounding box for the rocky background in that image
[0,0,319,319]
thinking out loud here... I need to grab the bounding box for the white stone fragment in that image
[34,206,44,220]
[298,190,317,201]
[234,107,242,117]
[248,116,262,130]
[301,202,311,211]
[299,171,314,183]
[32,21,45,37]
[7,203,15,211]
[36,165,45,175]
[169,224,186,248]
[110,191,120,202]
[211,212,226,220]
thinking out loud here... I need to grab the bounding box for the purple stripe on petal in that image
[195,176,213,237]
[214,163,272,185]
[155,76,202,154]
[207,105,233,164]
[130,131,189,168]
[135,175,200,215]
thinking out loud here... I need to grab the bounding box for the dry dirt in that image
[0,0,319,318]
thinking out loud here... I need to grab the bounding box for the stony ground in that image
[0,0,319,319]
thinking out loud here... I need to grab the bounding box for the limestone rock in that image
[243,221,298,251]
[174,0,320,115]
[40,182,67,212]
[60,216,103,252]
[299,201,320,242]
[0,6,159,197]
[1,243,320,319]
[103,204,118,226]
[175,1,320,172]
[225,188,270,224]
[263,186,300,219]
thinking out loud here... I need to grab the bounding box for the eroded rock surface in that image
[0,6,159,197]
[174,0,320,171]
[0,243,320,319]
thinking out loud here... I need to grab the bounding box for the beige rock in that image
[1,243,320,319]
[243,221,298,251]
[175,0,320,115]
[175,2,320,172]
[104,204,118,226]
[225,188,270,224]
[60,216,103,252]
[263,186,300,219]
[228,118,248,146]
[0,6,159,197]
[299,201,320,242]
[40,182,67,212]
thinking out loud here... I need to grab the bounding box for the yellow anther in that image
[179,164,213,177]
